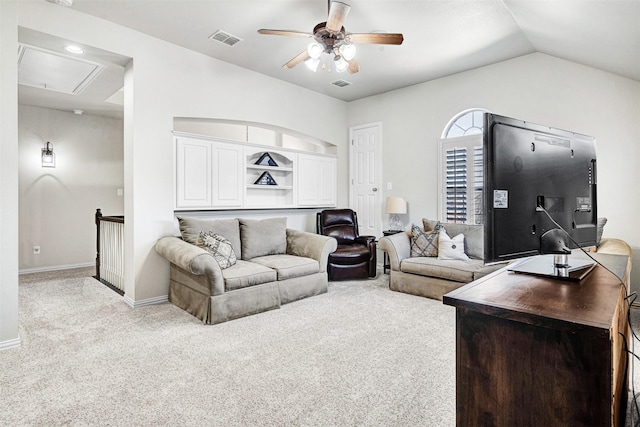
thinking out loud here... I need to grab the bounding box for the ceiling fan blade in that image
[347,33,404,45]
[347,58,360,74]
[258,29,313,38]
[283,50,310,69]
[326,1,351,33]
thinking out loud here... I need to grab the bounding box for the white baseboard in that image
[19,262,94,275]
[0,337,21,352]
[123,294,168,308]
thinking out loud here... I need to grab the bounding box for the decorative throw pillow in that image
[410,223,440,257]
[239,217,287,260]
[198,231,237,269]
[177,216,242,259]
[437,229,470,261]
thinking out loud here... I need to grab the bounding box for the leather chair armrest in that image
[355,235,376,246]
[155,236,224,295]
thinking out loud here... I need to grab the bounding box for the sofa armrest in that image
[596,238,632,257]
[155,236,224,295]
[286,229,338,273]
[378,231,410,271]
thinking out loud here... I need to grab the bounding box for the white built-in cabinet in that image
[174,133,337,210]
[297,154,337,207]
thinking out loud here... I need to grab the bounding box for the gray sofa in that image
[378,219,506,300]
[155,217,337,324]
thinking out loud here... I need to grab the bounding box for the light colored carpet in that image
[1,269,457,426]
[5,268,640,426]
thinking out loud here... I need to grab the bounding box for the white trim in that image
[123,294,168,308]
[19,262,94,275]
[0,337,21,352]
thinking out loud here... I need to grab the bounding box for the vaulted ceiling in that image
[19,0,640,118]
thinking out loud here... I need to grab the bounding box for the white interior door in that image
[349,123,382,237]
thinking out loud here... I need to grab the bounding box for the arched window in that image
[442,108,489,138]
[439,109,489,224]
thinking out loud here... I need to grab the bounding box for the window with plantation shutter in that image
[445,147,469,223]
[439,109,488,225]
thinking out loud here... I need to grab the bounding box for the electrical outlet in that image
[33,246,41,255]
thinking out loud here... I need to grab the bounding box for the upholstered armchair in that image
[316,209,377,281]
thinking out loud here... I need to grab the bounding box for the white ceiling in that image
[18,0,640,118]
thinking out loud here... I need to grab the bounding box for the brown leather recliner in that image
[316,209,377,281]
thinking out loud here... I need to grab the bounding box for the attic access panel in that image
[18,44,104,95]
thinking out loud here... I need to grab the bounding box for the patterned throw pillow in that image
[437,229,470,261]
[410,223,440,257]
[198,231,237,269]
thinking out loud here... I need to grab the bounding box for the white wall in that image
[0,0,20,349]
[347,52,640,290]
[18,106,124,272]
[16,1,349,304]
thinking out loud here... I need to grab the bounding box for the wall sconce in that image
[385,196,407,231]
[41,141,55,168]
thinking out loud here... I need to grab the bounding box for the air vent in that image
[208,30,243,47]
[331,79,352,88]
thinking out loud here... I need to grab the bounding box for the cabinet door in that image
[297,154,337,207]
[212,142,243,207]
[175,137,212,208]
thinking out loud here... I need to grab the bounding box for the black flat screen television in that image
[483,113,598,280]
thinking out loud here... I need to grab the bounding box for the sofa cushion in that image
[401,257,486,283]
[410,223,440,257]
[177,216,242,259]
[438,229,470,261]
[222,260,277,291]
[423,218,484,259]
[239,218,287,260]
[197,231,237,269]
[250,255,319,281]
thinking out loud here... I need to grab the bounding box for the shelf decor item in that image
[254,171,278,186]
[256,152,278,167]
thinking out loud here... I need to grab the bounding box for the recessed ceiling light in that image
[73,109,84,115]
[64,45,84,55]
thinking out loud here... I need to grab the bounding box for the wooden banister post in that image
[95,208,102,280]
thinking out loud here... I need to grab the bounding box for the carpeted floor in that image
[1,269,457,426]
[4,268,640,426]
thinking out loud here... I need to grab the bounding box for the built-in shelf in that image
[246,184,293,190]
[174,132,336,210]
[246,165,294,172]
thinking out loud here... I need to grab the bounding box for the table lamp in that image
[385,197,407,231]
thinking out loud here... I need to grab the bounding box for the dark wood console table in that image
[443,253,630,427]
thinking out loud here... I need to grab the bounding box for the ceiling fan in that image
[258,1,404,74]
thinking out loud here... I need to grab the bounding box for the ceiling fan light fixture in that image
[307,42,323,59]
[304,57,320,72]
[339,44,356,61]
[334,55,348,72]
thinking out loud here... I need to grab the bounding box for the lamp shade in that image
[385,197,407,214]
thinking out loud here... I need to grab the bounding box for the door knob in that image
[372,187,378,192]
